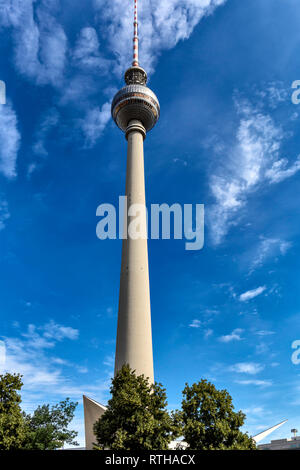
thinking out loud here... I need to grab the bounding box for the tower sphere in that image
[111,66,160,133]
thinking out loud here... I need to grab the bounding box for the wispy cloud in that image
[219,328,244,343]
[32,107,59,157]
[94,0,228,74]
[79,103,111,147]
[189,319,202,328]
[255,330,275,337]
[51,357,88,374]
[19,321,79,348]
[188,316,214,338]
[21,324,56,350]
[103,354,114,368]
[255,81,289,109]
[26,107,61,177]
[230,362,265,375]
[43,321,79,341]
[72,27,111,74]
[2,337,60,389]
[208,93,300,245]
[0,198,10,231]
[0,1,111,148]
[249,237,292,273]
[0,340,5,368]
[0,0,228,150]
[2,0,67,87]
[0,321,108,403]
[204,328,213,339]
[244,406,266,416]
[0,100,21,179]
[235,379,272,388]
[239,286,266,302]
[255,342,269,355]
[265,157,300,183]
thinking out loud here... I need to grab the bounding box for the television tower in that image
[83,0,159,449]
[111,0,160,384]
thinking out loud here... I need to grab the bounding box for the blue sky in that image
[1,0,300,447]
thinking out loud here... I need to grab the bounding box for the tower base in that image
[83,395,107,450]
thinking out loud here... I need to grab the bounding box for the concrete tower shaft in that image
[114,119,154,383]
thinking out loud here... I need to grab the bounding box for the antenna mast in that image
[132,0,139,66]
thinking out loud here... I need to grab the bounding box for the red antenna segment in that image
[132,0,139,66]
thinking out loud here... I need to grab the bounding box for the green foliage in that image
[175,379,256,450]
[0,373,78,450]
[23,398,79,450]
[0,373,28,450]
[94,365,178,450]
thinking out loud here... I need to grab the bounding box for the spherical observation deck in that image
[111,66,160,133]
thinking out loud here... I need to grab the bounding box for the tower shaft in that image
[114,120,154,383]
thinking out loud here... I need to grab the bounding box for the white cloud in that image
[189,319,202,328]
[1,0,228,151]
[1,0,67,87]
[204,328,213,338]
[235,379,272,388]
[219,328,243,343]
[18,321,79,350]
[249,237,292,273]
[265,157,300,183]
[52,357,70,366]
[80,102,111,146]
[230,362,264,375]
[72,27,110,74]
[0,198,10,231]
[51,357,88,374]
[21,324,56,350]
[255,82,289,109]
[239,286,266,302]
[32,107,59,157]
[0,0,32,28]
[243,406,266,416]
[0,0,228,149]
[255,330,275,337]
[0,100,21,178]
[266,84,288,108]
[1,0,228,91]
[0,321,102,401]
[0,340,5,368]
[1,335,60,388]
[94,0,227,74]
[27,107,60,177]
[27,162,38,178]
[103,354,114,368]
[43,320,79,341]
[208,97,300,245]
[255,342,269,355]
[58,75,99,107]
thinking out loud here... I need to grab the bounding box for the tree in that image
[0,373,78,450]
[0,373,28,450]
[22,398,79,450]
[94,365,178,450]
[174,379,256,450]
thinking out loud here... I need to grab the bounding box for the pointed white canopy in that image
[83,395,107,450]
[252,419,288,443]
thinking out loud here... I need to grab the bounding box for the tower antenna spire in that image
[132,0,139,66]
